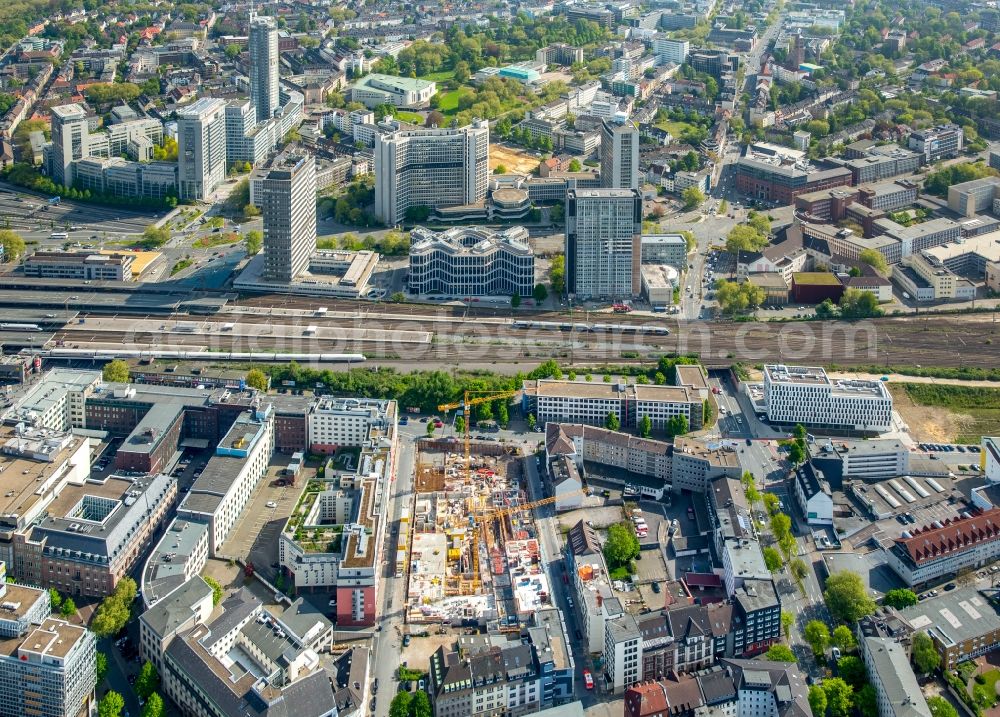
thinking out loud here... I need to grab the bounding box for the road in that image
[370,422,421,717]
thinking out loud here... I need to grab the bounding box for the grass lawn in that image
[436,89,462,114]
[891,383,1000,443]
[973,669,1000,710]
[192,234,239,250]
[419,70,455,83]
[394,110,425,124]
[655,120,696,138]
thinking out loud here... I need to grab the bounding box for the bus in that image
[49,232,68,240]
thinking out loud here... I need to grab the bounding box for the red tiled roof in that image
[895,507,1000,565]
[625,682,668,717]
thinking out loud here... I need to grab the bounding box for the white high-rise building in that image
[374,121,489,225]
[252,153,316,283]
[177,97,227,200]
[652,36,689,65]
[565,188,642,297]
[249,15,279,123]
[49,103,89,186]
[600,119,639,190]
[763,364,893,432]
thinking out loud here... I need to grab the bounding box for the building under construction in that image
[403,437,553,629]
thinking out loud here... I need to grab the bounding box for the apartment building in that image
[149,588,337,717]
[374,122,489,225]
[24,250,135,281]
[177,97,227,200]
[0,564,97,717]
[886,507,1000,586]
[908,124,964,163]
[791,462,833,525]
[565,188,643,298]
[545,423,672,487]
[407,225,535,297]
[860,636,932,717]
[897,587,1000,669]
[3,368,101,430]
[671,437,741,493]
[249,15,279,123]
[428,642,542,717]
[523,379,702,433]
[605,614,642,694]
[763,364,893,433]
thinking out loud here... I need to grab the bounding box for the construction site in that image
[400,393,560,631]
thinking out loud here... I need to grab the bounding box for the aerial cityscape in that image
[2,0,1000,717]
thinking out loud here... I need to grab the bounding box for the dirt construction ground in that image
[890,385,967,443]
[489,143,541,174]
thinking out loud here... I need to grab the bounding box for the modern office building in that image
[736,143,853,204]
[374,122,489,225]
[908,124,964,163]
[640,234,688,268]
[24,251,136,281]
[407,225,534,297]
[948,176,1000,217]
[49,103,89,186]
[0,563,97,717]
[252,153,317,283]
[652,36,689,65]
[249,15,279,123]
[762,364,893,432]
[565,188,642,297]
[177,97,227,200]
[350,74,436,109]
[600,120,639,190]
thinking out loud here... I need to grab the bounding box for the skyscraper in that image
[252,153,316,282]
[374,121,489,226]
[600,119,639,190]
[249,15,280,124]
[49,103,89,187]
[565,188,642,298]
[177,97,227,200]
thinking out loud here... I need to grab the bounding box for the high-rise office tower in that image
[600,119,639,190]
[565,188,642,298]
[49,103,89,187]
[249,15,280,124]
[177,97,227,200]
[252,153,316,282]
[374,121,489,226]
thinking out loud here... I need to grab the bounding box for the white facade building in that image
[763,364,893,432]
[249,15,280,123]
[407,225,534,297]
[565,188,642,298]
[177,97,227,200]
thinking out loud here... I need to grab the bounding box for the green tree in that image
[765,644,797,662]
[603,522,640,569]
[831,625,856,652]
[527,414,536,430]
[883,588,918,609]
[912,632,940,674]
[839,289,882,320]
[682,186,705,210]
[771,513,792,540]
[763,547,784,572]
[204,576,223,607]
[60,597,77,616]
[225,43,241,59]
[411,691,432,717]
[0,229,26,261]
[824,571,876,624]
[389,692,412,717]
[605,412,620,431]
[804,620,830,657]
[96,651,108,682]
[715,279,765,315]
[135,661,160,700]
[245,229,263,256]
[141,693,165,717]
[781,611,794,639]
[568,159,582,171]
[102,359,130,383]
[927,696,958,717]
[245,369,268,391]
[809,685,828,717]
[639,415,652,438]
[858,248,888,275]
[99,691,125,717]
[748,211,772,236]
[666,415,689,437]
[725,225,768,253]
[787,440,806,466]
[497,402,509,428]
[48,588,62,611]
[533,283,548,303]
[793,424,806,441]
[837,655,867,689]
[141,225,170,247]
[856,685,878,717]
[455,415,466,433]
[823,678,853,717]
[511,292,521,308]
[763,493,780,516]
[549,255,565,295]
